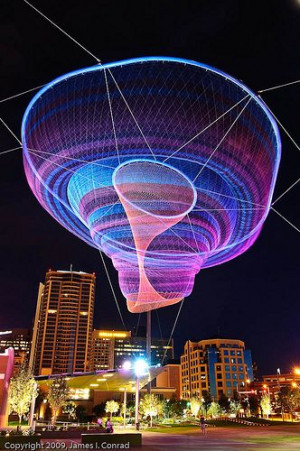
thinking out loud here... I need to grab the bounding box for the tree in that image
[279,387,300,418]
[76,405,87,423]
[93,403,106,418]
[218,393,230,412]
[233,390,241,402]
[139,394,162,427]
[202,391,212,416]
[105,400,119,419]
[62,401,77,419]
[162,397,187,419]
[241,399,249,417]
[47,377,69,425]
[207,401,223,418]
[190,397,201,418]
[9,365,38,426]
[229,401,242,417]
[248,394,259,415]
[260,394,272,419]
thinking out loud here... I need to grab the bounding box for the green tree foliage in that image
[229,400,242,416]
[47,377,69,425]
[233,390,241,402]
[202,391,212,415]
[62,401,77,419]
[190,397,201,418]
[260,394,272,418]
[8,365,38,425]
[139,394,162,427]
[241,399,249,416]
[218,393,230,412]
[248,394,259,415]
[105,400,119,419]
[162,397,187,419]
[207,401,223,418]
[279,386,300,417]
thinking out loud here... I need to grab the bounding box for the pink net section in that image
[113,160,199,312]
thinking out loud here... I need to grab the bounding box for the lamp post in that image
[134,359,149,431]
[122,359,149,431]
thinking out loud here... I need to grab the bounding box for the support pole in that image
[123,389,127,429]
[146,310,151,394]
[135,377,140,430]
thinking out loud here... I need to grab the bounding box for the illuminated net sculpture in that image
[22,57,281,313]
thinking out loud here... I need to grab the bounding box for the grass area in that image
[207,420,247,428]
[145,423,199,433]
[236,435,300,444]
[8,421,28,426]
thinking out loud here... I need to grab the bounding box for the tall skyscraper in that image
[91,329,174,370]
[180,338,253,400]
[30,269,96,376]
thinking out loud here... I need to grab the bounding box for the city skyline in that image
[1,0,299,377]
[0,263,299,376]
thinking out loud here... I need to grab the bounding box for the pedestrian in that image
[97,417,102,427]
[200,416,207,435]
[106,419,113,433]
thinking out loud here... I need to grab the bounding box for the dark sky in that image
[0,0,299,375]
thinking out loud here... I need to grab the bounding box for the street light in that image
[134,359,149,430]
[122,358,149,431]
[293,368,300,376]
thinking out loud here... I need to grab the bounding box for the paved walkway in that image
[137,426,300,450]
[38,425,300,450]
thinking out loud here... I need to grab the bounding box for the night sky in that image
[1,0,299,375]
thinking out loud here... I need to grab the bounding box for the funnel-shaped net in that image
[22,57,281,312]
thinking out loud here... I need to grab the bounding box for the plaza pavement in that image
[39,424,300,450]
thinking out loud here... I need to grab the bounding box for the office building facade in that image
[180,338,253,400]
[91,329,174,370]
[30,269,95,375]
[0,329,31,374]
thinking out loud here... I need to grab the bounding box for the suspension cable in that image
[103,68,120,164]
[0,146,22,156]
[271,207,300,234]
[0,84,46,103]
[258,79,300,94]
[23,0,101,63]
[99,250,127,330]
[161,300,185,366]
[272,177,300,206]
[258,96,300,153]
[155,310,163,340]
[107,68,157,161]
[0,118,22,145]
[193,97,252,183]
[163,94,249,162]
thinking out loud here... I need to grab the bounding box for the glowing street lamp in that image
[293,368,300,376]
[122,360,132,371]
[121,358,149,430]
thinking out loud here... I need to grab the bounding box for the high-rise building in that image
[0,329,31,374]
[91,329,174,370]
[180,338,253,400]
[30,269,96,376]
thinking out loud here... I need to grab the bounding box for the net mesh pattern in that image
[22,57,280,312]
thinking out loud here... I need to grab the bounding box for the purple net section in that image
[22,58,280,312]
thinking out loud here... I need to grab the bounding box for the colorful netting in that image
[22,57,281,312]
